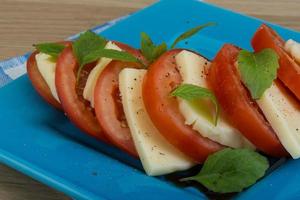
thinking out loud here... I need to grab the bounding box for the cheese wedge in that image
[35,53,60,102]
[175,50,253,148]
[83,41,122,107]
[257,81,300,158]
[285,39,300,63]
[119,68,194,176]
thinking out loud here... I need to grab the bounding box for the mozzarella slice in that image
[119,68,195,176]
[257,81,300,158]
[83,41,122,107]
[175,50,254,148]
[35,53,60,102]
[284,39,300,63]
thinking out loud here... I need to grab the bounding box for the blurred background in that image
[0,0,299,199]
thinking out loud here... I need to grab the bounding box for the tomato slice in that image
[208,44,287,157]
[252,24,300,101]
[56,46,107,141]
[94,42,143,156]
[142,49,222,163]
[55,41,143,144]
[26,41,71,110]
[94,61,141,156]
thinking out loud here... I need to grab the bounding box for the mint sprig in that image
[181,148,269,193]
[140,22,216,64]
[237,48,279,99]
[82,49,141,67]
[73,30,143,81]
[140,32,167,64]
[34,43,65,59]
[72,30,106,80]
[170,22,216,49]
[171,84,219,125]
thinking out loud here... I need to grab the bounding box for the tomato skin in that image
[209,44,287,157]
[56,46,107,141]
[142,49,223,163]
[94,42,143,156]
[94,61,141,157]
[55,41,143,146]
[252,24,300,101]
[26,41,71,110]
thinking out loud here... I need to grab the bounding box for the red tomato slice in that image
[208,44,287,157]
[26,41,71,110]
[142,49,223,163]
[252,24,300,101]
[56,46,107,141]
[94,61,141,156]
[94,43,143,157]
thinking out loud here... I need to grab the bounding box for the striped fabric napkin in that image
[0,15,128,88]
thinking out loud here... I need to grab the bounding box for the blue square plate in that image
[1,0,300,199]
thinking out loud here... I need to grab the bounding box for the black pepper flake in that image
[92,172,98,176]
[134,78,137,81]
[130,87,133,90]
[297,128,299,131]
[159,152,165,155]
[144,132,150,137]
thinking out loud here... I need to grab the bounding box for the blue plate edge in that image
[1,0,300,199]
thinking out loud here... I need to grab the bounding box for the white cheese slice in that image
[175,50,254,148]
[83,41,122,107]
[257,81,300,158]
[35,53,60,102]
[119,68,195,176]
[284,39,300,63]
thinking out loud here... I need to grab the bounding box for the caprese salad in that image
[26,22,300,194]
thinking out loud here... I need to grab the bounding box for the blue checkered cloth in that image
[0,15,128,88]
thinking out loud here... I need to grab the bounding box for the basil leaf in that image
[170,22,216,49]
[83,49,141,65]
[140,32,167,64]
[34,43,65,59]
[182,148,269,193]
[171,84,219,125]
[238,48,279,99]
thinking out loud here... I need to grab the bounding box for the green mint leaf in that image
[152,42,168,61]
[140,32,153,60]
[140,32,167,64]
[83,49,141,65]
[73,30,107,66]
[238,48,279,99]
[170,22,216,49]
[34,43,65,59]
[72,30,107,80]
[171,84,219,125]
[182,148,269,193]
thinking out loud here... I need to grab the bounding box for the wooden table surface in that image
[0,0,299,199]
